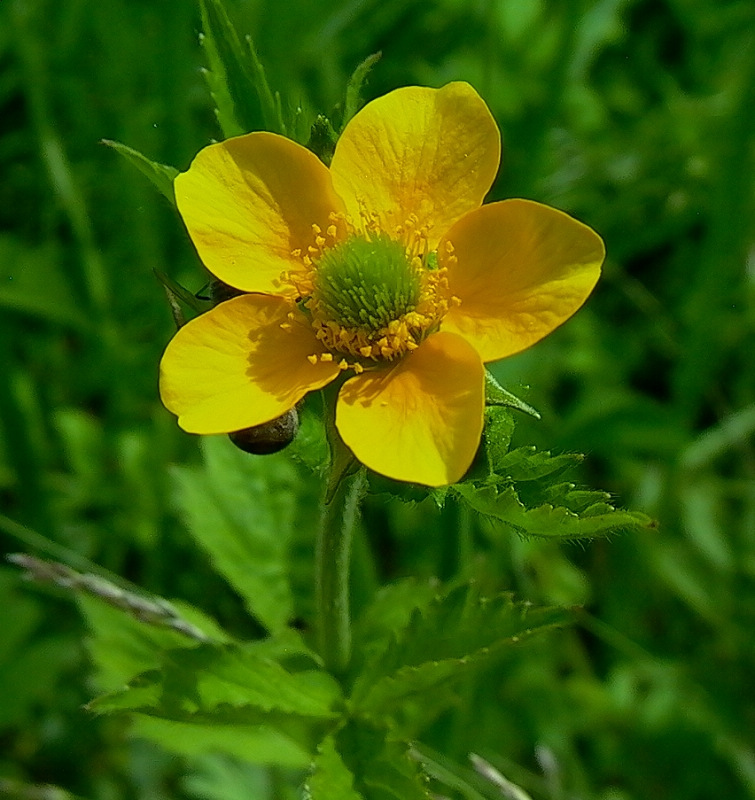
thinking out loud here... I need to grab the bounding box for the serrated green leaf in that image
[305,735,363,800]
[101,139,177,203]
[199,0,283,137]
[352,584,571,712]
[454,482,653,540]
[492,446,582,482]
[90,641,341,719]
[540,482,611,512]
[334,720,432,800]
[171,437,309,632]
[89,638,342,768]
[351,579,438,675]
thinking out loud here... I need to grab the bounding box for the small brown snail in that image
[228,407,299,455]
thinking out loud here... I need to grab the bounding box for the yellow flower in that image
[160,82,604,486]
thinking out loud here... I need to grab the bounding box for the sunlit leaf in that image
[171,437,309,632]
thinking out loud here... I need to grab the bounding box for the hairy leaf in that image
[454,482,653,540]
[341,53,382,131]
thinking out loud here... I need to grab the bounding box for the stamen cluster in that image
[283,215,456,372]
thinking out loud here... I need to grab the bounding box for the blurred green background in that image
[1,0,754,798]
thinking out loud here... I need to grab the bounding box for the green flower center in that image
[312,234,420,333]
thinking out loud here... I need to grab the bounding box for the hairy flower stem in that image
[315,465,365,676]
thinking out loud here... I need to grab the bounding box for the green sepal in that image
[101,139,178,204]
[153,268,209,316]
[199,0,284,137]
[307,114,339,166]
[485,371,540,418]
[341,52,382,131]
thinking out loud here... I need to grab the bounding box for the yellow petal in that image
[441,199,605,362]
[330,82,500,249]
[336,332,484,486]
[160,295,340,433]
[174,132,345,296]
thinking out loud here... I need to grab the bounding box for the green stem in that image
[315,464,365,676]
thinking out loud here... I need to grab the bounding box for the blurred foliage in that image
[1,0,754,798]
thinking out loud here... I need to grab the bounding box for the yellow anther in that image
[312,224,322,235]
[338,359,349,371]
[320,352,334,362]
[444,240,455,254]
[327,224,338,239]
[353,363,364,374]
[359,345,373,358]
[307,354,318,365]
[291,248,302,258]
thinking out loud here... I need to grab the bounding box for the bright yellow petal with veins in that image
[330,82,500,249]
[174,132,345,296]
[336,332,485,486]
[160,295,340,433]
[441,199,605,362]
